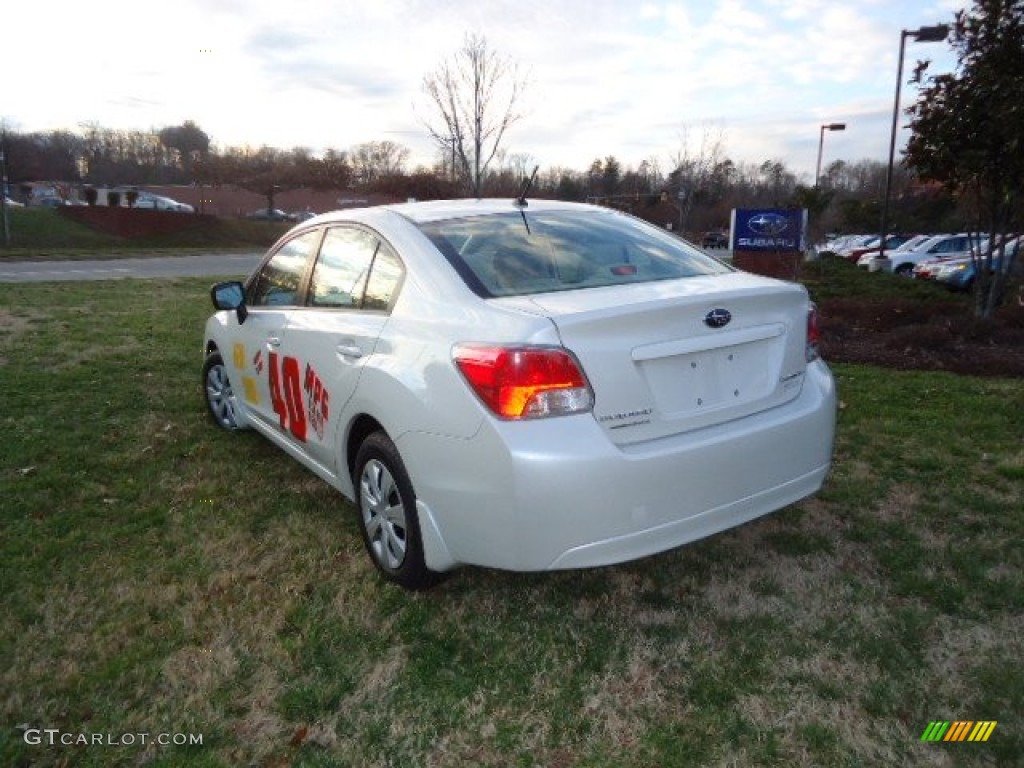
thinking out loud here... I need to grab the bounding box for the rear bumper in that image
[547,462,829,569]
[399,360,836,572]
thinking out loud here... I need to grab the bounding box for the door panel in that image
[232,309,294,431]
[276,227,405,473]
[238,229,321,435]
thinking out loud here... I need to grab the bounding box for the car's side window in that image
[935,237,967,254]
[309,227,378,308]
[362,242,404,311]
[249,231,320,307]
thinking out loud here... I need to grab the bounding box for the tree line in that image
[3,0,1019,317]
[1,119,965,238]
[3,1,1019,261]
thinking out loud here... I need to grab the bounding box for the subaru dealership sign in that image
[730,208,807,252]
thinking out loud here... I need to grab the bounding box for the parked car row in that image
[859,233,983,276]
[821,233,918,263]
[3,190,195,211]
[913,235,1021,291]
[821,232,1021,291]
[7,194,88,208]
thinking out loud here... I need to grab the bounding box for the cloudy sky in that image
[7,0,963,182]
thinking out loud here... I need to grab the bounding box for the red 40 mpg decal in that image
[304,362,329,440]
[269,353,306,441]
[268,354,330,442]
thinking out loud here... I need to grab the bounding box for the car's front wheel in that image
[354,432,439,590]
[202,351,242,431]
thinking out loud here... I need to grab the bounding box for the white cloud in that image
[6,0,965,181]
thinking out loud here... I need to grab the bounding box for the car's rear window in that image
[417,209,732,297]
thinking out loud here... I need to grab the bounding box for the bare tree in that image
[421,33,527,197]
[667,125,729,232]
[667,126,727,191]
[481,150,538,195]
[350,140,410,186]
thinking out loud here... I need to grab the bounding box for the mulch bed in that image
[818,296,1024,378]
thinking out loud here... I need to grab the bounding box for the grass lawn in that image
[1,278,1021,767]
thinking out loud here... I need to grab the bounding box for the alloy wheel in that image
[205,362,239,429]
[360,458,408,570]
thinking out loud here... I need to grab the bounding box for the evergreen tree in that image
[905,0,1024,318]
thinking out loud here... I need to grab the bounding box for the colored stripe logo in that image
[921,721,997,742]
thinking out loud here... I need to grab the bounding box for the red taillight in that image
[806,303,821,362]
[453,344,594,420]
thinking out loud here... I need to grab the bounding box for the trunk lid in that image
[508,272,812,445]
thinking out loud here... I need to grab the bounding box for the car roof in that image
[907,233,965,251]
[312,198,595,227]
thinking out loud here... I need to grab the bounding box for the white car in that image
[202,199,836,588]
[885,233,984,275]
[857,234,932,268]
[136,194,194,213]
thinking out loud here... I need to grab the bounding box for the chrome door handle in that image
[336,344,363,359]
[267,336,282,348]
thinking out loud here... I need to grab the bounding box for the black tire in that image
[354,432,440,590]
[894,263,915,277]
[202,351,242,431]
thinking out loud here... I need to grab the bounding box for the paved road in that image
[0,252,264,282]
[1,248,731,283]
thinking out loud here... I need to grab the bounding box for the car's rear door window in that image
[308,226,405,311]
[310,227,378,307]
[362,243,403,311]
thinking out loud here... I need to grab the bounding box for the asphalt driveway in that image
[0,252,263,282]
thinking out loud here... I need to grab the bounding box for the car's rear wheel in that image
[894,263,915,277]
[202,351,242,430]
[354,432,439,590]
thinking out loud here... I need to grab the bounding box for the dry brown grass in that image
[2,278,1020,767]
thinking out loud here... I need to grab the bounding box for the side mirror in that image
[210,281,248,324]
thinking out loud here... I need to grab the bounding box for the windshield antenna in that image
[515,165,540,208]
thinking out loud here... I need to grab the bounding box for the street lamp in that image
[874,23,949,271]
[1,130,10,248]
[815,123,846,187]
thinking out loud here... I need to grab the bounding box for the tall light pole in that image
[874,23,949,271]
[815,123,846,187]
[1,129,10,248]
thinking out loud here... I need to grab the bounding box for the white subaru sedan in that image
[203,199,836,589]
